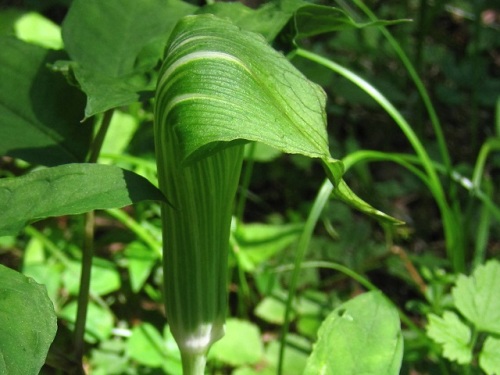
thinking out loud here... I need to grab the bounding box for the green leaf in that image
[0,37,91,166]
[128,323,167,367]
[14,12,62,49]
[209,319,263,367]
[127,323,182,372]
[63,258,121,296]
[233,222,303,271]
[124,241,158,293]
[265,335,309,375]
[304,291,403,375]
[0,264,57,375]
[452,260,500,334]
[156,14,330,165]
[0,163,165,236]
[480,336,500,375]
[254,294,295,325]
[291,5,410,41]
[62,0,197,117]
[59,301,113,343]
[426,311,472,365]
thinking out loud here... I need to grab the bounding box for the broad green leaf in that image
[480,336,500,375]
[209,319,263,366]
[0,264,57,375]
[156,14,330,164]
[0,163,165,236]
[0,37,91,166]
[426,311,472,365]
[304,291,403,375]
[452,260,500,334]
[291,5,410,41]
[59,301,113,343]
[62,0,197,117]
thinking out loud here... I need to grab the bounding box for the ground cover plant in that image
[0,0,499,374]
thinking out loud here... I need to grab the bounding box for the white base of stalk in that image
[180,351,207,375]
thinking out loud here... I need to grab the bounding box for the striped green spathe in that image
[154,14,332,373]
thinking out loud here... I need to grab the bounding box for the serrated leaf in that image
[479,336,500,375]
[0,163,165,236]
[0,37,91,166]
[304,291,403,375]
[452,260,500,334]
[426,311,472,365]
[62,0,197,117]
[209,319,263,366]
[0,265,57,375]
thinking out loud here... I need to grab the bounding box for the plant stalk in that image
[73,109,114,366]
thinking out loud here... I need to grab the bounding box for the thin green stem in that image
[87,110,114,164]
[274,260,426,338]
[181,352,206,375]
[236,142,256,223]
[105,208,162,257]
[24,226,71,266]
[73,210,95,362]
[278,179,333,375]
[351,0,452,174]
[74,109,114,366]
[295,48,464,271]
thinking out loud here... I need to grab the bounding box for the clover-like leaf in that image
[452,260,500,334]
[426,311,472,365]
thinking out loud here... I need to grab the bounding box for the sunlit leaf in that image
[304,291,403,375]
[453,260,500,334]
[479,336,500,375]
[157,14,330,164]
[426,311,472,365]
[209,319,263,366]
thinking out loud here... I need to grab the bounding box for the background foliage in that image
[0,0,499,374]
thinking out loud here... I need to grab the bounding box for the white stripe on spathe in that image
[158,51,250,87]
